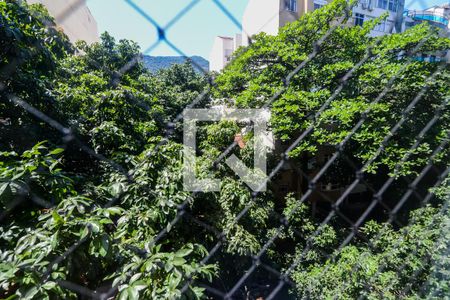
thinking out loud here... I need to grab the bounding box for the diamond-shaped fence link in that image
[1,0,449,299]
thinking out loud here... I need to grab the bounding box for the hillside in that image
[143,55,209,72]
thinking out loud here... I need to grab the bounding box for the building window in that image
[286,0,297,12]
[224,49,233,62]
[388,0,398,12]
[378,0,397,11]
[314,3,323,10]
[355,13,365,26]
[377,0,388,9]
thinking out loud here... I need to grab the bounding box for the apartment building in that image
[404,3,450,62]
[241,0,314,46]
[209,0,405,72]
[352,0,405,36]
[209,34,242,74]
[27,0,99,45]
[405,3,450,31]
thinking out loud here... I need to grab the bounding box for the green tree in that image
[213,0,450,296]
[2,1,449,299]
[0,0,72,151]
[0,2,274,298]
[215,0,450,185]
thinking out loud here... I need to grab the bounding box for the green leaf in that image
[88,222,100,233]
[129,273,141,284]
[190,286,205,299]
[106,207,123,216]
[42,281,57,290]
[0,182,10,197]
[110,183,124,197]
[99,235,110,257]
[118,289,128,300]
[131,280,147,291]
[80,227,90,239]
[49,148,64,155]
[50,231,59,249]
[51,211,64,226]
[127,286,139,300]
[172,257,186,266]
[175,247,193,258]
[23,286,39,300]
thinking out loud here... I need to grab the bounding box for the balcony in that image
[406,10,449,29]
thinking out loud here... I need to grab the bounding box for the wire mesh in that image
[1,0,449,299]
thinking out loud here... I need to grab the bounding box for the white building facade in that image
[209,0,406,72]
[210,35,242,72]
[27,0,99,45]
[351,0,405,37]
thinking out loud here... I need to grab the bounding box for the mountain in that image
[143,55,209,73]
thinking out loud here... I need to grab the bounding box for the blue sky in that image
[87,0,447,59]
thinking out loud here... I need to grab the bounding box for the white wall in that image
[209,37,235,72]
[242,0,317,46]
[27,0,99,44]
[242,0,282,46]
[234,33,243,50]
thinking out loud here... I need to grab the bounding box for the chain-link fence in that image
[1,0,449,299]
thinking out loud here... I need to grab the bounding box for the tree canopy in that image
[1,0,449,299]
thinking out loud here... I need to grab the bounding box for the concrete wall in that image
[209,36,235,72]
[234,33,243,50]
[242,0,282,46]
[27,0,99,44]
[242,0,316,46]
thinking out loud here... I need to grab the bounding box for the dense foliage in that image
[213,1,449,296]
[216,0,449,176]
[1,0,449,299]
